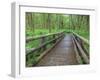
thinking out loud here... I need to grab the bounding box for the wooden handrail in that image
[72,31,89,64]
[26,32,65,55]
[72,35,89,64]
[71,31,89,45]
[26,31,64,43]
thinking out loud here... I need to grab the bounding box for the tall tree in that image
[47,13,51,32]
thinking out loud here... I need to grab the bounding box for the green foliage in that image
[25,12,90,67]
[71,29,89,40]
[26,40,39,48]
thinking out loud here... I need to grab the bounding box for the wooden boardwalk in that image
[36,34,78,66]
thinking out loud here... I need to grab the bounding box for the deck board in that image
[36,34,78,66]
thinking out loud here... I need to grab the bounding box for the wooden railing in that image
[26,31,65,54]
[26,31,65,43]
[26,31,65,66]
[72,32,89,45]
[72,32,89,64]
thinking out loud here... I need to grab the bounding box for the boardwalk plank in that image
[36,34,78,66]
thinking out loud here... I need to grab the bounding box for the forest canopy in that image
[25,12,90,67]
[25,12,89,39]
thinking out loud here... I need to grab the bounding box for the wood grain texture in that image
[36,34,78,66]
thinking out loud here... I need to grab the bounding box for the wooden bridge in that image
[26,31,89,67]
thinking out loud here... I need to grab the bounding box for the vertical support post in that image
[40,37,46,51]
[53,34,56,43]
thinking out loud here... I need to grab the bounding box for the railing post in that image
[40,37,46,51]
[78,38,82,46]
[72,32,89,64]
[52,34,56,43]
[76,36,85,51]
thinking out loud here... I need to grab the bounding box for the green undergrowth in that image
[26,28,65,37]
[26,43,53,67]
[26,28,89,67]
[71,29,89,40]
